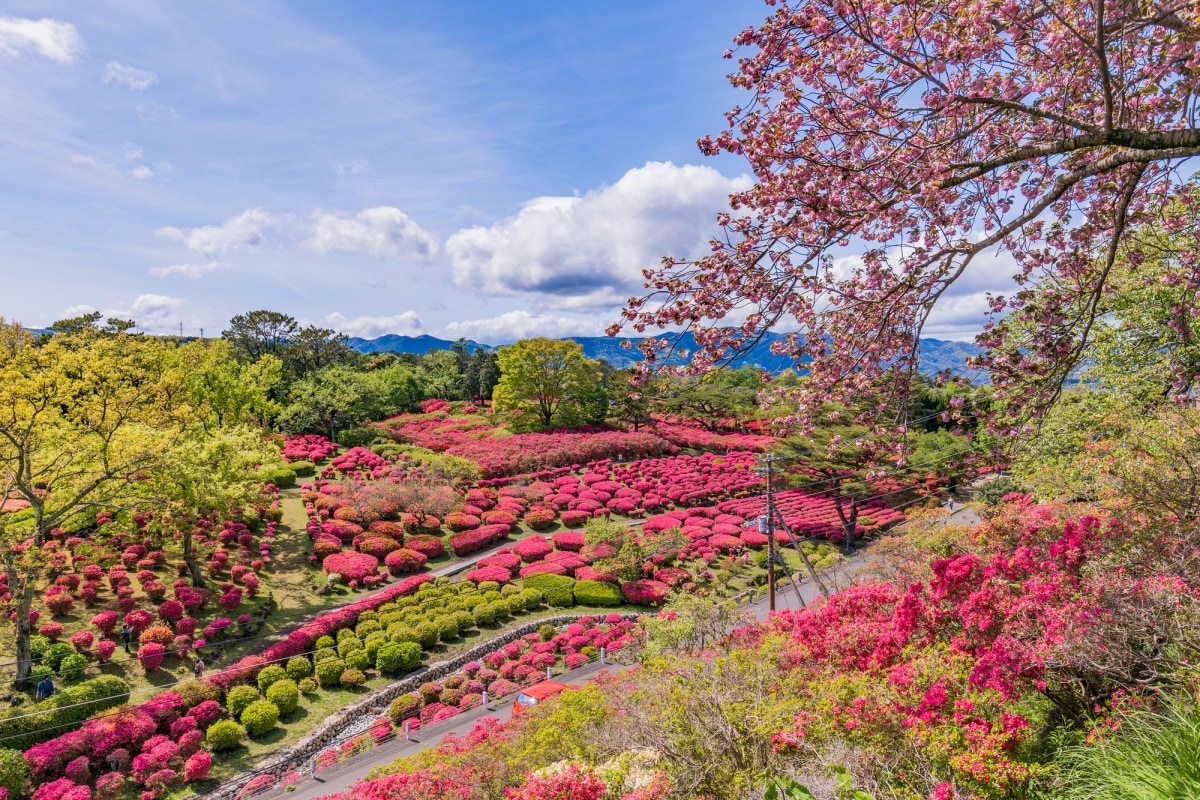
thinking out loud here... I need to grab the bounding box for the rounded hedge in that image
[339,668,366,688]
[387,692,421,724]
[0,674,130,750]
[315,657,346,687]
[240,699,279,737]
[345,649,370,672]
[286,656,313,681]
[545,586,576,608]
[226,685,260,718]
[206,719,245,751]
[376,642,422,675]
[58,653,88,681]
[256,664,288,693]
[0,748,28,798]
[265,679,300,715]
[298,677,318,695]
[315,635,335,650]
[572,580,622,607]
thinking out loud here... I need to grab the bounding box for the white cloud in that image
[337,159,367,176]
[0,16,82,63]
[103,61,158,91]
[319,311,425,339]
[129,165,153,180]
[437,311,603,345]
[157,209,281,256]
[308,206,438,262]
[57,295,189,334]
[149,262,227,279]
[445,161,751,309]
[59,303,96,319]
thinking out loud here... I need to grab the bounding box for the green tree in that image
[661,372,758,432]
[607,368,659,431]
[492,338,602,430]
[0,332,180,683]
[419,349,464,400]
[222,309,299,362]
[144,425,280,586]
[169,339,282,431]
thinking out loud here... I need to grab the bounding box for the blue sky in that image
[0,2,992,343]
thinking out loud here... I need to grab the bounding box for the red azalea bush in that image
[523,509,556,530]
[322,551,380,583]
[513,536,553,563]
[444,513,482,532]
[559,510,592,528]
[449,524,510,557]
[551,531,585,552]
[357,536,401,559]
[465,566,513,584]
[405,535,446,559]
[384,548,428,575]
[621,580,670,606]
[137,643,165,671]
[91,610,119,636]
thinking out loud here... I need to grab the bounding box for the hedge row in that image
[0,675,130,749]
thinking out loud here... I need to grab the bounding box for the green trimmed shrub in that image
[521,573,575,595]
[477,581,500,594]
[315,635,335,650]
[336,628,356,643]
[256,664,288,693]
[206,719,245,751]
[298,677,318,695]
[461,594,484,611]
[390,629,419,645]
[339,668,366,688]
[573,580,622,607]
[364,632,388,664]
[315,658,345,687]
[452,611,475,632]
[414,623,440,649]
[438,617,460,641]
[472,603,497,626]
[355,620,382,638]
[240,699,279,737]
[345,649,370,672]
[376,642,422,675]
[286,656,313,681]
[58,653,88,682]
[500,583,522,597]
[545,586,575,608]
[336,637,364,659]
[0,674,130,749]
[520,588,544,610]
[0,748,28,798]
[313,647,338,664]
[482,590,503,603]
[266,679,300,715]
[289,460,315,476]
[178,680,221,708]
[387,692,421,724]
[226,685,260,718]
[43,642,75,671]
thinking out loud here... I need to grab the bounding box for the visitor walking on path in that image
[34,675,54,701]
[194,656,205,678]
[121,623,133,654]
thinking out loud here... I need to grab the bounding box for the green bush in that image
[521,573,575,595]
[265,678,300,715]
[0,674,130,749]
[0,748,28,798]
[240,699,280,737]
[58,653,88,681]
[355,620,382,638]
[42,642,75,671]
[314,647,338,664]
[259,465,297,489]
[364,632,388,665]
[539,623,557,641]
[438,617,460,641]
[337,637,364,658]
[376,642,422,675]
[414,623,440,649]
[339,668,367,688]
[289,460,315,476]
[472,603,497,626]
[256,664,288,693]
[286,656,313,681]
[226,685,260,718]
[520,588,544,609]
[545,586,576,608]
[477,581,501,594]
[298,677,318,695]
[573,580,622,607]
[452,611,476,632]
[501,583,522,597]
[387,692,421,724]
[315,635,335,650]
[461,593,485,610]
[390,629,420,645]
[345,649,370,672]
[29,665,52,683]
[178,679,221,708]
[315,658,346,687]
[482,589,503,603]
[206,719,245,751]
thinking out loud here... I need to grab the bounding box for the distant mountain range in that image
[346,331,985,379]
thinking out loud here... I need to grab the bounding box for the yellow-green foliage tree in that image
[0,328,182,683]
[492,338,603,430]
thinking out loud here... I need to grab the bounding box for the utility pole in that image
[756,453,783,612]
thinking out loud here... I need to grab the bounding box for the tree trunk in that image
[833,497,858,554]
[9,555,33,687]
[183,527,207,588]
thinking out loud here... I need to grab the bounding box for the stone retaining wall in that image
[203,612,639,799]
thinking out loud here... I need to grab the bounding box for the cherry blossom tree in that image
[617,0,1200,438]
